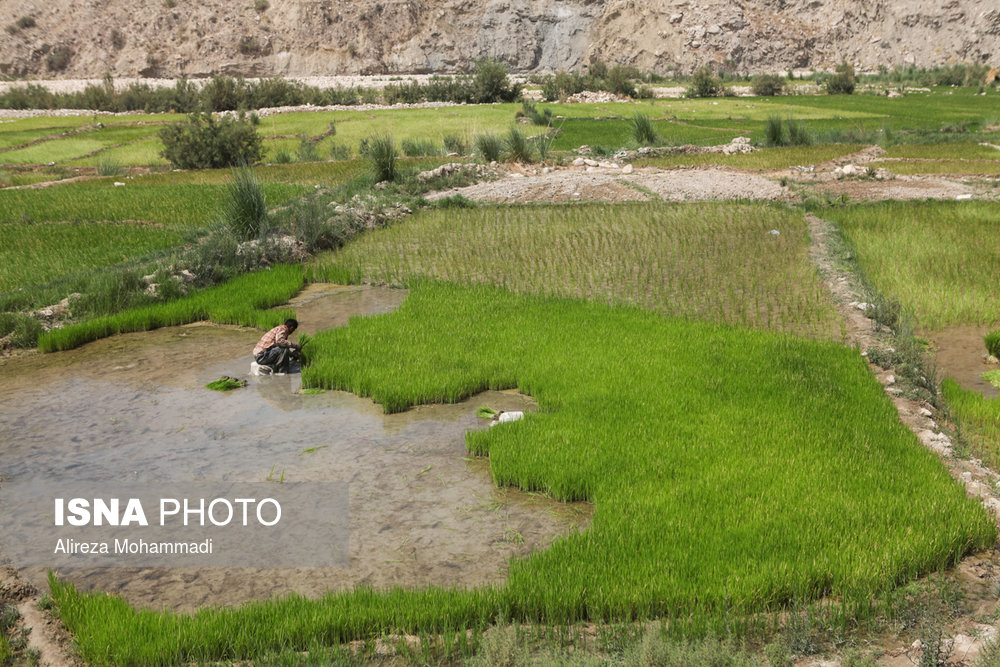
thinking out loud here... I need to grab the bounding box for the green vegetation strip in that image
[0,221,189,293]
[821,201,1000,329]
[636,144,864,170]
[37,264,303,352]
[942,379,1000,463]
[309,202,839,339]
[52,281,994,665]
[0,182,306,226]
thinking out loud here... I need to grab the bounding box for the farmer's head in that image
[285,318,299,332]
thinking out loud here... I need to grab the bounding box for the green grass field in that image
[50,281,995,665]
[0,221,191,293]
[820,201,1000,329]
[309,202,839,339]
[636,144,864,170]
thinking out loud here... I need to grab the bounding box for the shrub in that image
[46,45,73,72]
[254,0,269,11]
[0,312,43,348]
[222,166,268,241]
[95,153,124,176]
[328,143,351,160]
[752,73,785,96]
[786,117,812,146]
[110,28,126,49]
[632,112,659,146]
[518,100,552,126]
[986,331,1000,358]
[687,66,722,98]
[826,62,856,95]
[604,65,638,98]
[158,113,264,169]
[16,16,36,29]
[504,126,533,163]
[274,148,293,164]
[475,133,503,163]
[238,36,262,56]
[363,133,397,183]
[472,59,520,103]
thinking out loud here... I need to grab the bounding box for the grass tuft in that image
[222,165,268,241]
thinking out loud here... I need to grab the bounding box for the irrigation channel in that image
[0,285,589,612]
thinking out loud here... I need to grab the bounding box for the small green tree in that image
[686,66,723,98]
[472,59,520,103]
[826,62,856,95]
[158,113,263,169]
[752,73,786,96]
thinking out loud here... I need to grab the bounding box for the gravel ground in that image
[428,165,788,203]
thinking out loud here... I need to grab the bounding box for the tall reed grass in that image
[52,281,995,664]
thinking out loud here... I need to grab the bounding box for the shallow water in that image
[0,285,588,611]
[926,325,1000,399]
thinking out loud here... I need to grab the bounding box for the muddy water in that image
[926,325,1000,399]
[0,285,589,612]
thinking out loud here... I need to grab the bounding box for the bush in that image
[826,62,856,95]
[604,65,638,98]
[786,117,812,146]
[518,100,552,126]
[158,113,264,169]
[985,331,1000,358]
[472,59,520,103]
[254,0,269,10]
[632,112,659,146]
[687,66,722,98]
[475,133,503,163]
[363,133,397,183]
[238,36,262,56]
[752,73,785,96]
[296,135,320,162]
[46,45,73,72]
[16,16,36,29]
[222,166,268,241]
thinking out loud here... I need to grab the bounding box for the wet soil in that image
[0,285,589,612]
[925,325,1000,400]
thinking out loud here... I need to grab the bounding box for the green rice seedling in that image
[310,202,839,339]
[985,331,1000,358]
[0,312,43,348]
[631,112,659,146]
[205,376,247,391]
[274,147,294,164]
[942,378,1000,466]
[982,370,1000,390]
[475,133,504,163]
[476,405,499,419]
[49,281,994,664]
[222,165,268,240]
[363,133,398,183]
[504,126,533,163]
[821,201,1000,329]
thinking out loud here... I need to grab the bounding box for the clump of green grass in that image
[222,165,268,241]
[631,112,659,146]
[985,330,1000,358]
[206,376,246,391]
[362,133,398,183]
[400,138,440,157]
[95,152,124,176]
[475,133,503,163]
[309,202,839,339]
[504,126,533,163]
[821,201,1000,329]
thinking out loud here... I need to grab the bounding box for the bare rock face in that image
[0,0,997,79]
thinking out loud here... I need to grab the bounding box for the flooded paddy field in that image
[0,286,588,612]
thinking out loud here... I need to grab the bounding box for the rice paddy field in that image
[3,83,1000,665]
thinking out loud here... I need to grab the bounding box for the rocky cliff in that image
[1,0,997,79]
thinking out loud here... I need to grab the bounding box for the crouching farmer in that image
[253,318,301,374]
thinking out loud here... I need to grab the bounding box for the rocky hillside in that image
[1,0,997,79]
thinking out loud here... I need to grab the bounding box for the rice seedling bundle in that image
[310,202,838,339]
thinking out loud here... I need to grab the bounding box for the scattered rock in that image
[572,157,586,166]
[583,159,599,167]
[622,164,634,174]
[415,162,490,182]
[236,234,308,262]
[919,408,933,417]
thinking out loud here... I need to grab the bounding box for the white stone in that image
[919,408,933,417]
[956,193,972,200]
[586,166,599,172]
[572,157,586,166]
[669,12,683,23]
[885,375,895,385]
[114,181,126,187]
[622,164,634,174]
[583,159,599,167]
